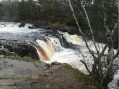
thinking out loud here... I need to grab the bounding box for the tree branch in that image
[80,60,92,74]
[68,0,96,59]
[113,49,119,59]
[81,2,99,54]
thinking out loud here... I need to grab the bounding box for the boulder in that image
[33,21,48,28]
[19,22,26,27]
[28,26,36,29]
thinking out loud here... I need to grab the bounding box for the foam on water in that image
[0,22,39,34]
[35,33,95,74]
[108,70,119,89]
[35,31,118,78]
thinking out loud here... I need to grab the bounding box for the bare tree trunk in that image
[81,2,99,54]
[118,0,119,49]
[68,0,119,88]
[68,0,96,60]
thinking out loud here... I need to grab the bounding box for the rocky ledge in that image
[0,58,101,89]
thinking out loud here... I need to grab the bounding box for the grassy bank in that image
[65,65,104,89]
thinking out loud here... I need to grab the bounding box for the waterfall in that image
[26,31,119,88]
[59,31,83,45]
[36,39,54,60]
[31,36,63,61]
[45,36,63,52]
[30,33,92,74]
[0,22,118,88]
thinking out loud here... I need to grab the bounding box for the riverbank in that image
[0,21,117,89]
[0,57,103,89]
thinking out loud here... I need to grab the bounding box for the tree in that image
[16,0,29,20]
[40,0,63,22]
[25,0,40,20]
[0,3,3,19]
[16,0,40,21]
[68,0,119,88]
[0,0,19,21]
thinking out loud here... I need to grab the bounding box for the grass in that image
[56,84,64,89]
[2,61,8,64]
[0,76,4,79]
[48,21,64,27]
[65,65,104,89]
[45,63,51,67]
[13,82,17,86]
[5,56,41,62]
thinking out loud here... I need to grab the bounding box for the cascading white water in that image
[0,22,39,34]
[58,31,83,45]
[36,39,54,60]
[0,22,118,88]
[108,70,119,89]
[59,31,119,89]
[34,32,95,74]
[35,37,63,60]
[35,31,119,88]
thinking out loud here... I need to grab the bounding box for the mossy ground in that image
[5,56,41,62]
[65,65,104,89]
[1,54,104,89]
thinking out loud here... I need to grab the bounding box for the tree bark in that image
[68,0,96,59]
[118,0,119,49]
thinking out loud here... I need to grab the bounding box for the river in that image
[0,22,118,89]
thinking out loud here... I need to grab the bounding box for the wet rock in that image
[28,26,36,29]
[19,22,26,27]
[51,62,61,66]
[31,75,40,80]
[33,21,48,28]
[0,40,39,59]
[42,26,78,35]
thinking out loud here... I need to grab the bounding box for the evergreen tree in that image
[0,3,3,19]
[16,0,29,20]
[16,0,40,20]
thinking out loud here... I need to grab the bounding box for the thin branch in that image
[97,44,108,77]
[111,21,118,35]
[80,60,92,74]
[101,53,114,84]
[98,44,108,59]
[78,46,91,74]
[113,49,119,59]
[74,5,87,22]
[81,2,99,54]
[104,10,110,35]
[118,0,119,49]
[68,0,96,59]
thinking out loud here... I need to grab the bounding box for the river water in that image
[0,22,118,89]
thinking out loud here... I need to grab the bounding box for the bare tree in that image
[118,0,119,49]
[68,0,119,88]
